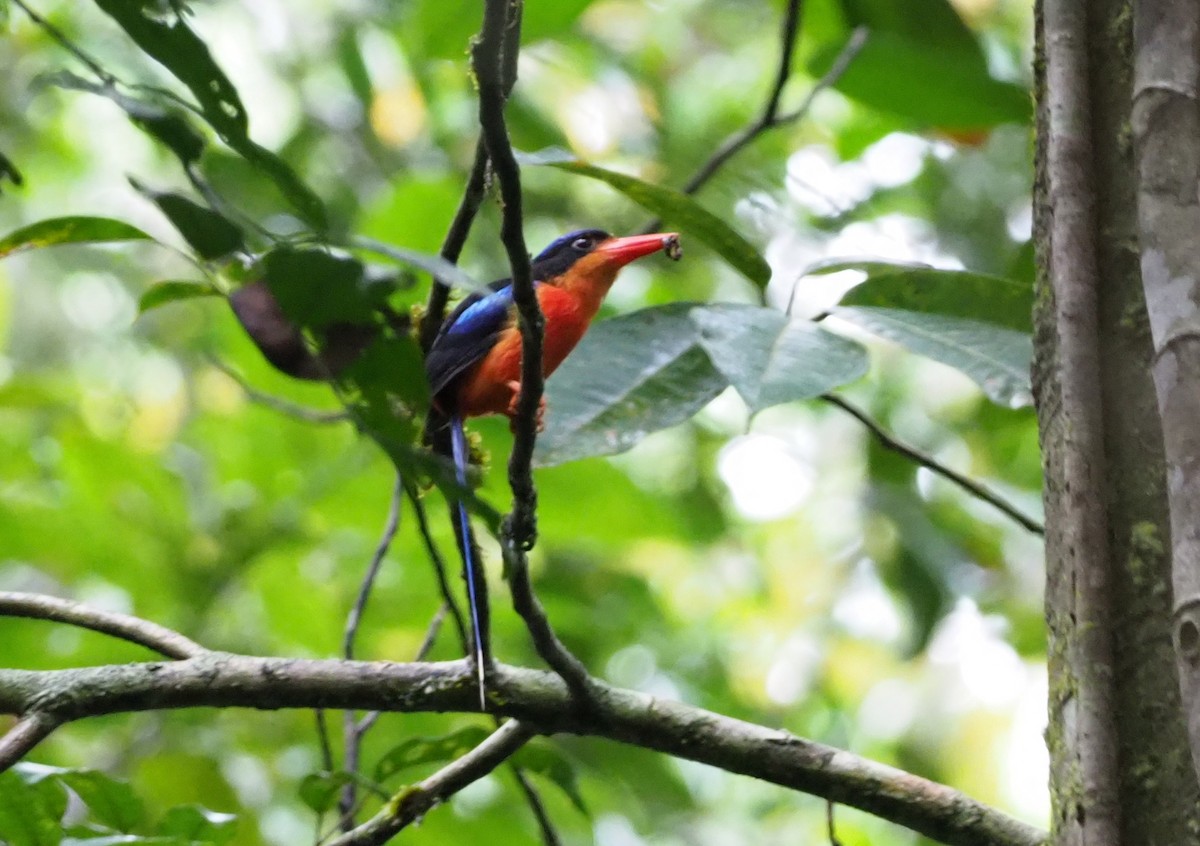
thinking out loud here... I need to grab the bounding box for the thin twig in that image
[405,484,469,653]
[314,709,336,774]
[342,473,405,662]
[0,591,205,659]
[820,394,1044,535]
[11,0,114,83]
[326,721,535,846]
[472,0,541,547]
[826,800,843,846]
[642,24,869,232]
[511,765,563,846]
[421,139,491,351]
[465,0,536,705]
[676,0,806,197]
[413,603,450,663]
[0,713,60,772]
[775,26,869,124]
[338,473,405,831]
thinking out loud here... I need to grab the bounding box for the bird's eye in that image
[572,236,594,251]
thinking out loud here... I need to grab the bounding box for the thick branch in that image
[327,720,533,846]
[0,592,205,660]
[0,654,1043,846]
[1041,0,1120,839]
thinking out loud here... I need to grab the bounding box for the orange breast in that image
[453,285,599,419]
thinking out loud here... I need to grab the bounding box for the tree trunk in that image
[1034,0,1200,842]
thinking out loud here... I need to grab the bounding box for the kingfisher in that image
[424,228,682,707]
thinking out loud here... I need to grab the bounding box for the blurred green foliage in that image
[0,0,1042,845]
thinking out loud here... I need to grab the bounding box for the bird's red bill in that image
[595,232,682,267]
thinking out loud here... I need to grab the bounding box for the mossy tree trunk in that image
[1034,0,1200,842]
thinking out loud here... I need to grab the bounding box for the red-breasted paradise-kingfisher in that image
[425,229,682,706]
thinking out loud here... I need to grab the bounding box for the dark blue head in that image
[531,229,611,281]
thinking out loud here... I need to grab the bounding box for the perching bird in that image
[425,228,682,707]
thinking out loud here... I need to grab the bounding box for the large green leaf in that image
[517,148,771,288]
[0,767,68,846]
[91,0,328,230]
[0,217,153,258]
[690,304,868,412]
[537,304,727,466]
[261,248,377,327]
[835,306,1033,406]
[809,30,1029,129]
[817,261,1034,331]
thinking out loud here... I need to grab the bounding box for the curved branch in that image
[821,394,1044,535]
[0,713,60,772]
[642,22,869,233]
[0,592,205,659]
[327,720,534,846]
[0,654,1044,846]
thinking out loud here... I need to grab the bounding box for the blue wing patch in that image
[445,284,515,336]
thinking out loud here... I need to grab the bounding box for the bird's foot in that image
[505,381,546,433]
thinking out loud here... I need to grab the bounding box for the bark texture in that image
[1034,0,1200,842]
[1131,0,1200,788]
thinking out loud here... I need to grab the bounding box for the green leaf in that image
[297,772,355,815]
[59,771,145,833]
[91,0,328,231]
[131,182,245,260]
[517,148,771,288]
[0,216,153,259]
[537,304,728,466]
[512,743,589,818]
[835,0,983,58]
[817,261,1034,331]
[0,767,68,846]
[835,306,1033,406]
[154,806,236,846]
[139,281,222,314]
[809,30,1029,129]
[373,727,491,782]
[261,248,376,327]
[690,304,868,412]
[343,333,431,414]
